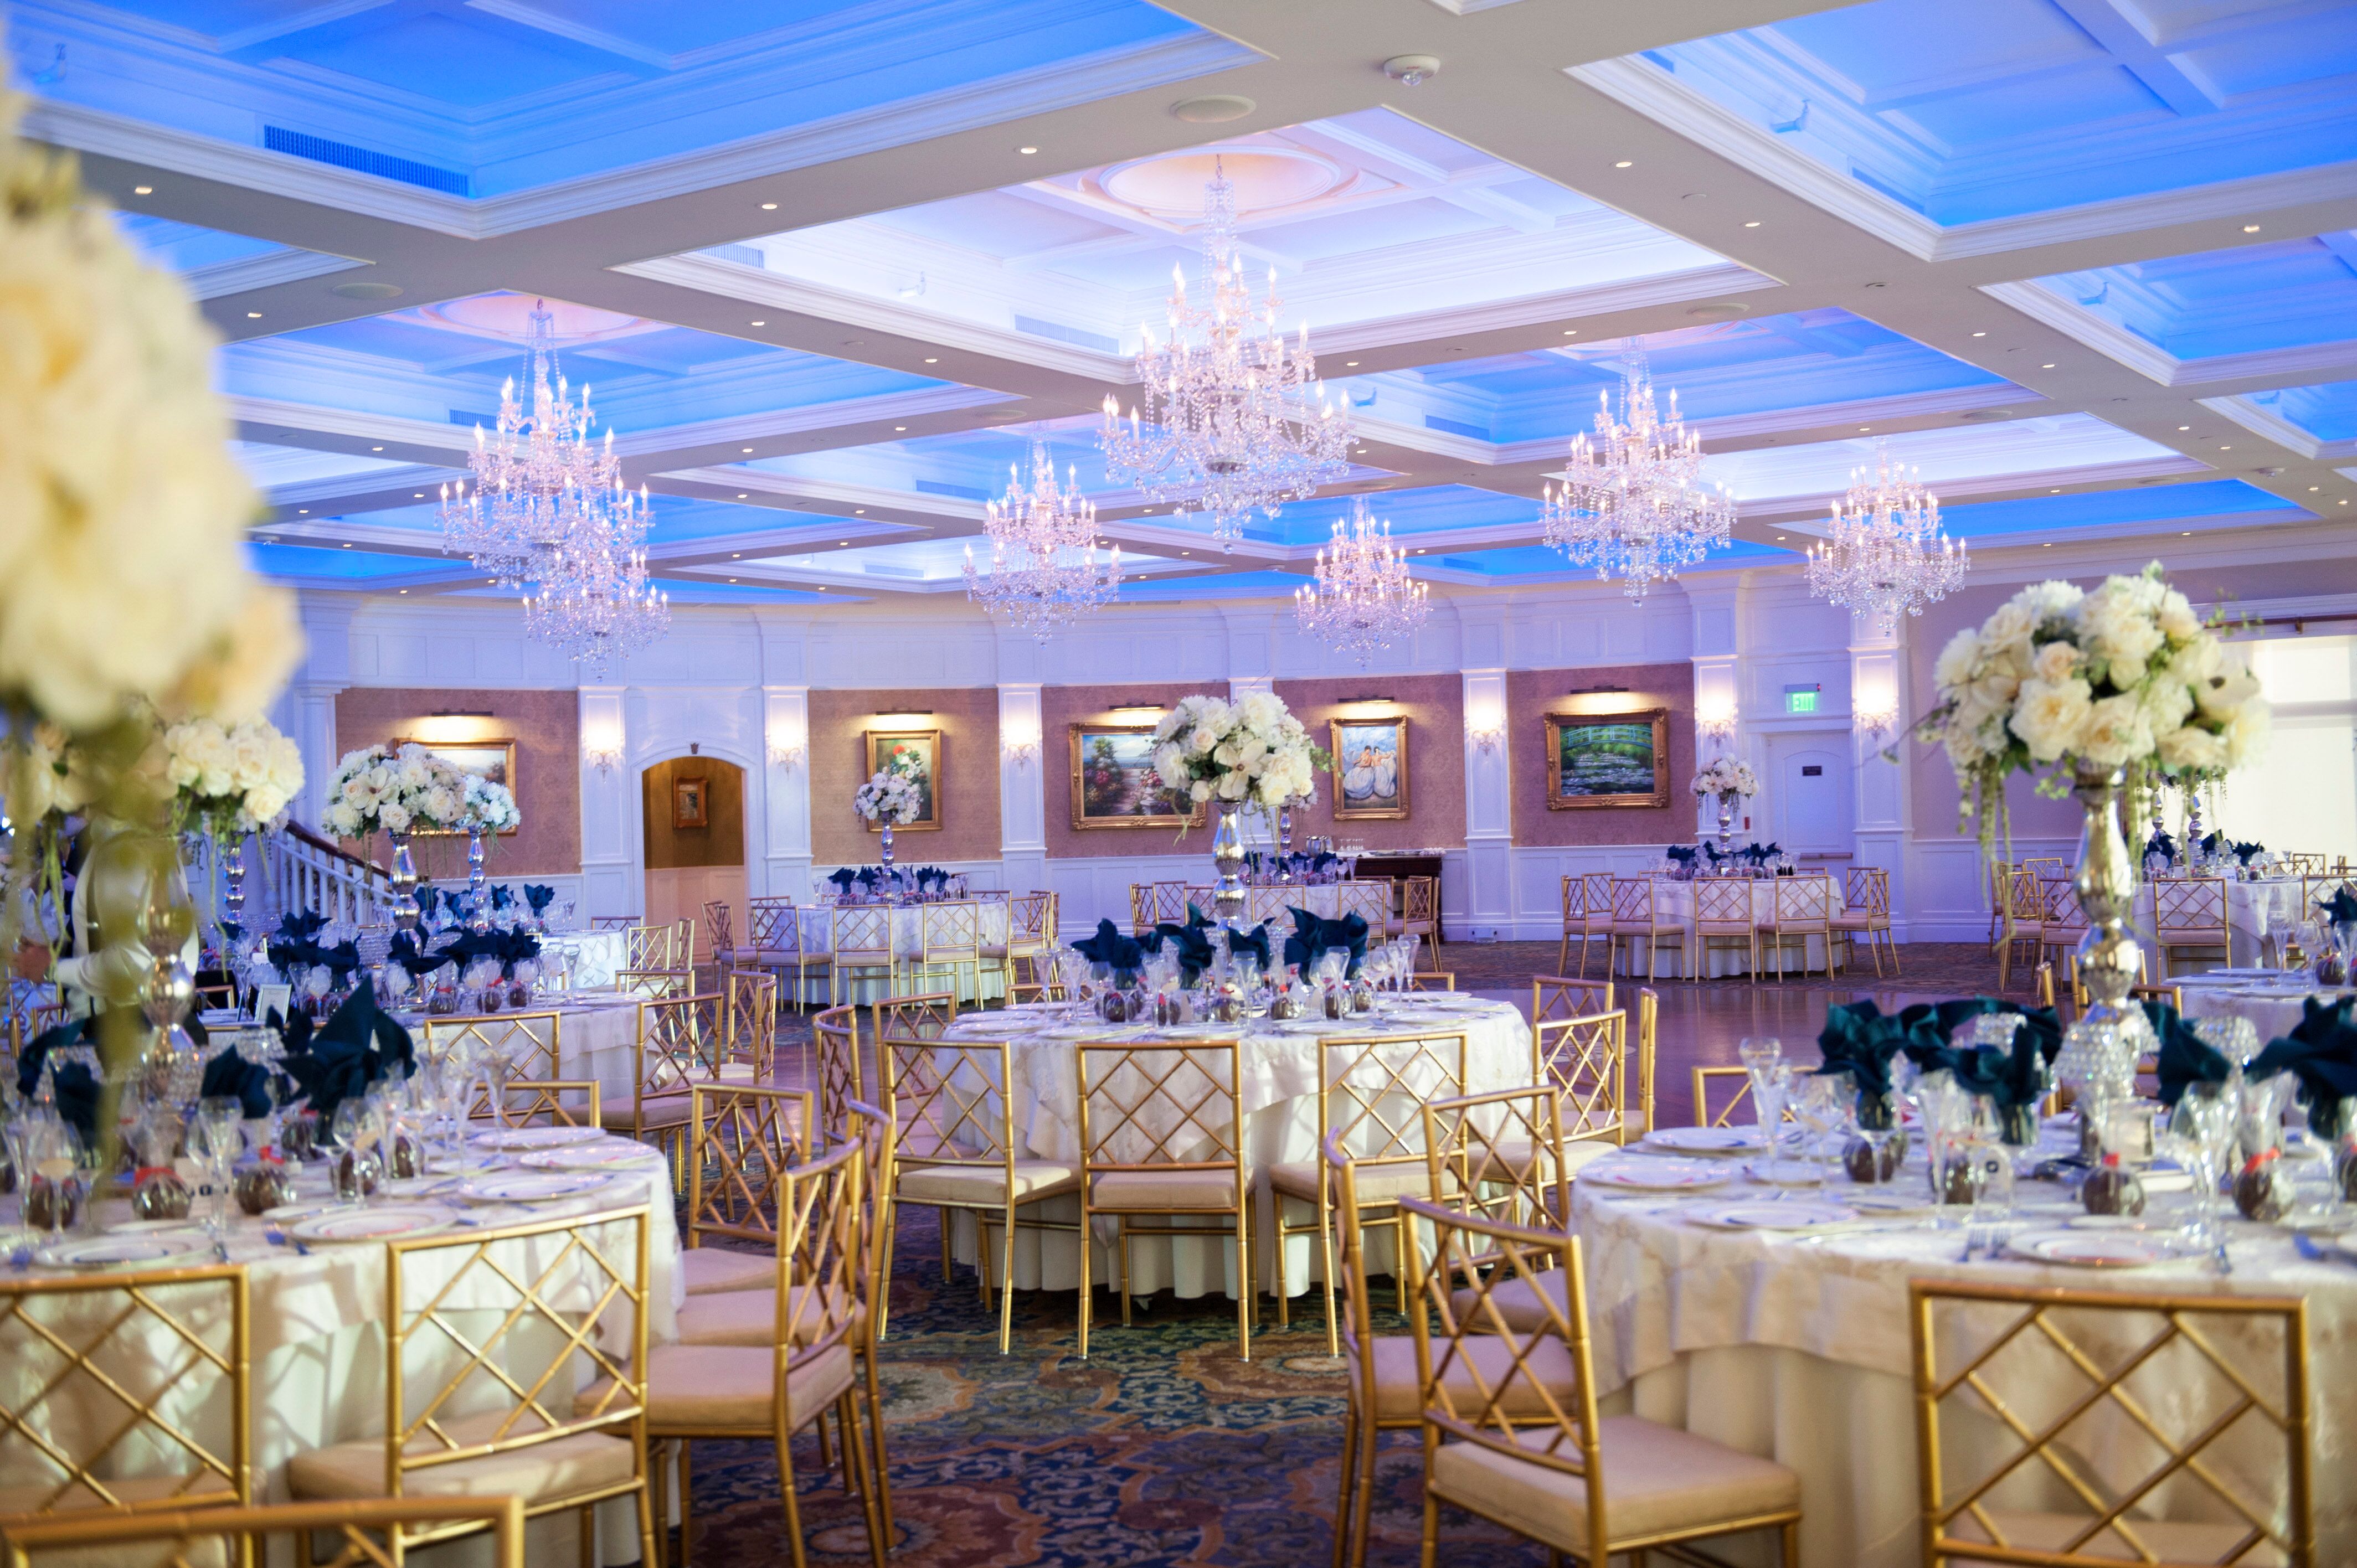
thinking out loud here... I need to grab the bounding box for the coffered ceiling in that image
[15,0,2357,610]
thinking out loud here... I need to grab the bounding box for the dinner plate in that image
[288,1206,452,1245]
[453,1172,615,1205]
[1689,1200,1858,1231]
[520,1143,663,1172]
[382,1175,460,1199]
[1581,1160,1728,1192]
[469,1126,603,1151]
[2006,1230,2190,1268]
[36,1234,211,1270]
[1744,1158,1826,1187]
[261,1200,347,1226]
[105,1218,212,1237]
[1643,1126,1767,1157]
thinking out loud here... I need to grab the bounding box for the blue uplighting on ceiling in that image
[112,212,281,272]
[1638,0,2357,226]
[1255,486,1542,547]
[2033,233,2357,363]
[1433,540,1795,579]
[1934,479,2308,540]
[2246,379,2357,445]
[245,543,454,583]
[1118,571,1305,601]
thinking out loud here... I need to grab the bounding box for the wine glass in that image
[24,1118,77,1247]
[1789,1072,1850,1187]
[195,1097,244,1239]
[1737,1037,1784,1151]
[2165,1080,2239,1254]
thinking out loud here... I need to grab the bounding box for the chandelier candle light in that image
[1805,442,1967,631]
[1293,499,1430,665]
[522,522,670,675]
[963,440,1122,639]
[1542,352,1733,599]
[1099,159,1351,550]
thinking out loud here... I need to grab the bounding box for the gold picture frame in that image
[1543,709,1670,809]
[1069,724,1204,830]
[864,729,941,833]
[389,739,518,835]
[1329,716,1409,820]
[672,775,709,829]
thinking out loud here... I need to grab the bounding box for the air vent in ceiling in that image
[706,243,765,267]
[264,127,469,195]
[1013,314,1120,355]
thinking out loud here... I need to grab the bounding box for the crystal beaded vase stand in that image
[879,819,895,868]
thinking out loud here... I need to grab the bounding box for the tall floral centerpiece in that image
[853,770,922,867]
[1913,563,2267,1048]
[1151,693,1330,925]
[0,74,302,1151]
[1689,756,1758,854]
[459,774,521,928]
[325,745,471,930]
[162,716,305,949]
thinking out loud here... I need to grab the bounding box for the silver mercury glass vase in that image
[879,818,895,868]
[1277,802,1294,884]
[2070,764,2153,1052]
[1717,792,1737,854]
[467,827,491,931]
[1211,802,1247,926]
[387,830,420,933]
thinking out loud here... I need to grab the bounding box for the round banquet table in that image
[932,995,1533,1296]
[541,928,626,989]
[2176,969,2355,1043]
[1638,874,1842,978]
[793,898,1011,1007]
[399,989,649,1108]
[2129,876,2307,968]
[1572,1127,2356,1567]
[0,1135,682,1565]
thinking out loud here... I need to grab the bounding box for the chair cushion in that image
[680,1246,774,1296]
[1364,1332,1582,1423]
[675,1285,853,1347]
[1091,1168,1242,1211]
[894,1159,1078,1206]
[600,1094,691,1132]
[577,1343,853,1434]
[286,1409,636,1504]
[1428,1415,1798,1551]
[1449,1268,1571,1335]
[1269,1160,1447,1204]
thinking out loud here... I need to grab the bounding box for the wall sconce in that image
[583,738,622,775]
[1003,737,1040,765]
[1854,698,1898,742]
[1696,706,1738,743]
[1466,710,1505,755]
[767,736,806,771]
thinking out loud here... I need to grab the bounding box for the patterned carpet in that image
[677,1204,1545,1567]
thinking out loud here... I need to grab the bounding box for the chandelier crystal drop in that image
[1804,442,1967,632]
[523,519,670,676]
[1293,498,1430,666]
[963,440,1122,641]
[438,301,633,586]
[1540,352,1733,600]
[1098,159,1351,551]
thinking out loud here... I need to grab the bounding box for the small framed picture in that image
[672,775,709,830]
[1069,724,1202,830]
[864,730,941,832]
[1544,709,1670,809]
[1330,717,1408,820]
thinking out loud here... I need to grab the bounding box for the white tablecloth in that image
[794,900,1011,1005]
[1,1140,682,1564]
[542,929,626,989]
[404,992,648,1108]
[1572,1135,2356,1567]
[1630,875,1841,978]
[928,996,1531,1296]
[2177,972,2354,1043]
[2130,877,2307,969]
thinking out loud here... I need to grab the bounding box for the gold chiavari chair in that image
[1762,874,1835,979]
[0,1498,528,1568]
[590,914,634,932]
[879,1035,1079,1353]
[1607,877,1684,982]
[674,915,698,973]
[1183,884,1217,915]
[1833,866,1900,977]
[704,899,737,966]
[4,982,64,1059]
[872,990,957,1048]
[1324,1130,1582,1568]
[1002,891,1057,980]
[718,967,779,1084]
[745,896,817,1012]
[1270,1027,1469,1355]
[1396,875,1441,953]
[1128,884,1158,936]
[828,905,898,1005]
[1336,879,1393,931]
[811,1004,863,1148]
[0,1266,250,1537]
[911,900,984,1000]
[1531,975,1612,1023]
[676,1081,817,1310]
[286,1206,657,1568]
[1408,971,1456,992]
[598,1117,892,1568]
[623,920,675,971]
[1996,868,2048,990]
[2022,855,2067,876]
[1401,1197,1802,1567]
[614,966,694,1000]
[421,1010,562,1087]
[1555,875,1603,978]
[1245,884,1288,927]
[601,993,721,1173]
[1635,987,1659,1134]
[1528,1011,1632,1181]
[1693,876,1759,978]
[1425,1085,1572,1235]
[1909,1278,2312,1568]
[1151,881,1190,926]
[2301,874,2351,920]
[2153,875,2231,977]
[1985,860,2015,953]
[1694,1064,1797,1129]
[1007,978,1064,1004]
[2037,876,2088,974]
[483,1077,600,1129]
[1075,1038,1252,1359]
[2283,851,2326,876]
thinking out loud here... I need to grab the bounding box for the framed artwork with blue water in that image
[1544,709,1669,809]
[1330,717,1408,820]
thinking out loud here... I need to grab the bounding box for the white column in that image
[1461,667,1512,941]
[997,683,1047,893]
[1849,611,1912,936]
[760,685,813,901]
[578,685,635,920]
[1687,582,1742,840]
[286,593,353,831]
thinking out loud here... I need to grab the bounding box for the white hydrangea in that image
[324,743,468,839]
[161,714,305,839]
[1149,691,1329,832]
[852,768,921,825]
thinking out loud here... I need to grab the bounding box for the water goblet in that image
[1789,1072,1850,1187]
[1737,1036,1784,1145]
[195,1097,244,1238]
[2166,1080,2239,1252]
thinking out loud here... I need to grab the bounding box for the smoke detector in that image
[1382,55,1440,86]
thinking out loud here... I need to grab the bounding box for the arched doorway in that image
[641,755,746,945]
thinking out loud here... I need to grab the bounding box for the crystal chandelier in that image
[1804,442,1966,632]
[1293,498,1430,665]
[1541,352,1733,600]
[522,517,670,675]
[1099,159,1351,551]
[438,301,622,587]
[963,441,1122,641]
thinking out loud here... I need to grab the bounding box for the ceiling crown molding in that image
[2198,394,2357,462]
[1982,278,2357,388]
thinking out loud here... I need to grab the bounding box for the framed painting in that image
[1069,724,1203,830]
[672,775,709,830]
[1330,717,1408,820]
[389,739,517,834]
[1543,709,1670,809]
[864,729,941,832]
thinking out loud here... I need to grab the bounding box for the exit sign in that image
[1785,689,1820,714]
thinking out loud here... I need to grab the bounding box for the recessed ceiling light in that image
[1180,550,1190,556]
[839,540,848,546]
[2242,224,2260,233]
[855,508,865,514]
[1018,146,1038,155]
[2041,363,2055,369]
[728,578,737,583]
[1614,160,1633,168]
[1859,426,1871,432]
[2311,486,2322,492]
[341,543,350,548]
[370,446,383,452]
[732,552,742,558]
[399,588,409,593]
[760,203,777,210]
[2220,445,2232,450]
[2042,543,2051,547]
[1743,220,1761,228]
[1972,331,1986,337]
[2179,425,2191,431]
[742,447,753,453]
[817,586,827,591]
[1345,360,1359,367]
[750,320,765,326]
[737,492,748,498]
[1562,330,1577,337]
[412,492,423,498]
[924,357,938,363]
[2051,488,2061,493]
[298,508,308,514]
[246,311,262,318]
[132,185,152,194]
[894,426,906,431]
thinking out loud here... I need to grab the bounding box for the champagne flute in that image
[1737,1037,1784,1153]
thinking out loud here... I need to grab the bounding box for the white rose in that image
[1189,726,1217,755]
[2009,676,2092,764]
[2021,580,2085,625]
[2139,676,2194,737]
[1980,601,2036,658]
[325,801,360,837]
[243,783,289,824]
[2158,590,2201,642]
[2222,699,2269,770]
[2030,641,2078,684]
[2157,725,2226,774]
[378,802,410,833]
[227,724,272,790]
[2075,693,2154,768]
[1932,629,1981,694]
[1189,780,1212,802]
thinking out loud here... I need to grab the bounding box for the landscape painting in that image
[1069,724,1201,829]
[1544,709,1670,809]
